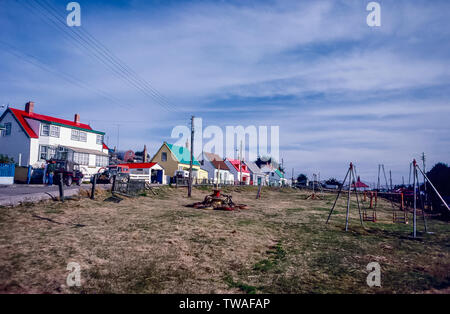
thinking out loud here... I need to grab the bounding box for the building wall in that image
[36,122,103,157]
[200,159,215,179]
[215,169,234,184]
[151,144,201,178]
[151,144,180,177]
[0,111,31,166]
[0,111,106,170]
[34,121,105,175]
[224,159,250,184]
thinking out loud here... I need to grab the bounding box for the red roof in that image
[352,177,369,188]
[103,143,109,150]
[226,158,250,173]
[8,107,95,139]
[117,162,157,169]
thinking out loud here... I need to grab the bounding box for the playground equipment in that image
[392,191,408,224]
[186,189,249,211]
[326,162,364,231]
[305,173,323,200]
[362,191,378,222]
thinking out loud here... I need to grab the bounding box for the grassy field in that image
[0,185,449,294]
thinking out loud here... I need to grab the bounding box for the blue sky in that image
[1,0,449,185]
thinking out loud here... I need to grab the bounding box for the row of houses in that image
[0,102,289,186]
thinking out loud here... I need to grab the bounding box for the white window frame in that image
[39,145,56,161]
[73,152,89,165]
[41,124,50,136]
[71,129,87,142]
[95,155,108,167]
[50,125,60,138]
[3,122,12,136]
[96,134,103,145]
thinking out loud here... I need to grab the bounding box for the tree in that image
[0,154,14,164]
[426,163,450,220]
[325,178,341,186]
[297,174,308,183]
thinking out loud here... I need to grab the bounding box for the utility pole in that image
[377,164,381,190]
[389,170,393,190]
[239,140,243,185]
[188,116,194,198]
[408,162,412,186]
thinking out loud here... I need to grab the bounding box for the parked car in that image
[47,159,84,186]
[92,165,130,184]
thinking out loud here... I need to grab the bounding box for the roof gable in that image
[7,107,104,137]
[166,143,200,166]
[3,108,38,138]
[226,158,250,173]
[204,152,230,171]
[245,161,263,174]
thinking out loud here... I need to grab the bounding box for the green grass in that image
[224,274,258,294]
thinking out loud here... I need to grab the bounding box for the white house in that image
[260,165,285,186]
[199,152,235,184]
[0,102,109,178]
[117,162,166,184]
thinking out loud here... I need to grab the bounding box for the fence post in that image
[58,172,64,202]
[91,174,97,200]
[112,175,117,193]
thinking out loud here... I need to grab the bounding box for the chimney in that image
[74,113,80,124]
[25,101,34,114]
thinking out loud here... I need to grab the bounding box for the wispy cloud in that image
[0,0,449,183]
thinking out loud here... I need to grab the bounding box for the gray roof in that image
[245,161,264,174]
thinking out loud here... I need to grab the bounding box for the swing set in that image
[326,160,450,238]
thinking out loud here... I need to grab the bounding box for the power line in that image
[37,0,177,112]
[0,40,130,110]
[19,0,178,113]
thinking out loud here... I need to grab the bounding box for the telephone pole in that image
[188,116,194,197]
[389,170,393,190]
[239,140,243,185]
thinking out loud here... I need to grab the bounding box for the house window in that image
[41,124,50,136]
[95,155,109,167]
[73,152,89,165]
[161,152,167,162]
[56,146,68,160]
[41,124,60,137]
[39,145,56,160]
[3,123,11,136]
[71,129,87,142]
[80,132,87,142]
[50,125,60,138]
[96,134,103,145]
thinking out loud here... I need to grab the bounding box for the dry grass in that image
[0,185,448,294]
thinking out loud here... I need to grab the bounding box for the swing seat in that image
[393,213,408,224]
[363,212,377,222]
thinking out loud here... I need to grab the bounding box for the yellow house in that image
[151,142,208,180]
